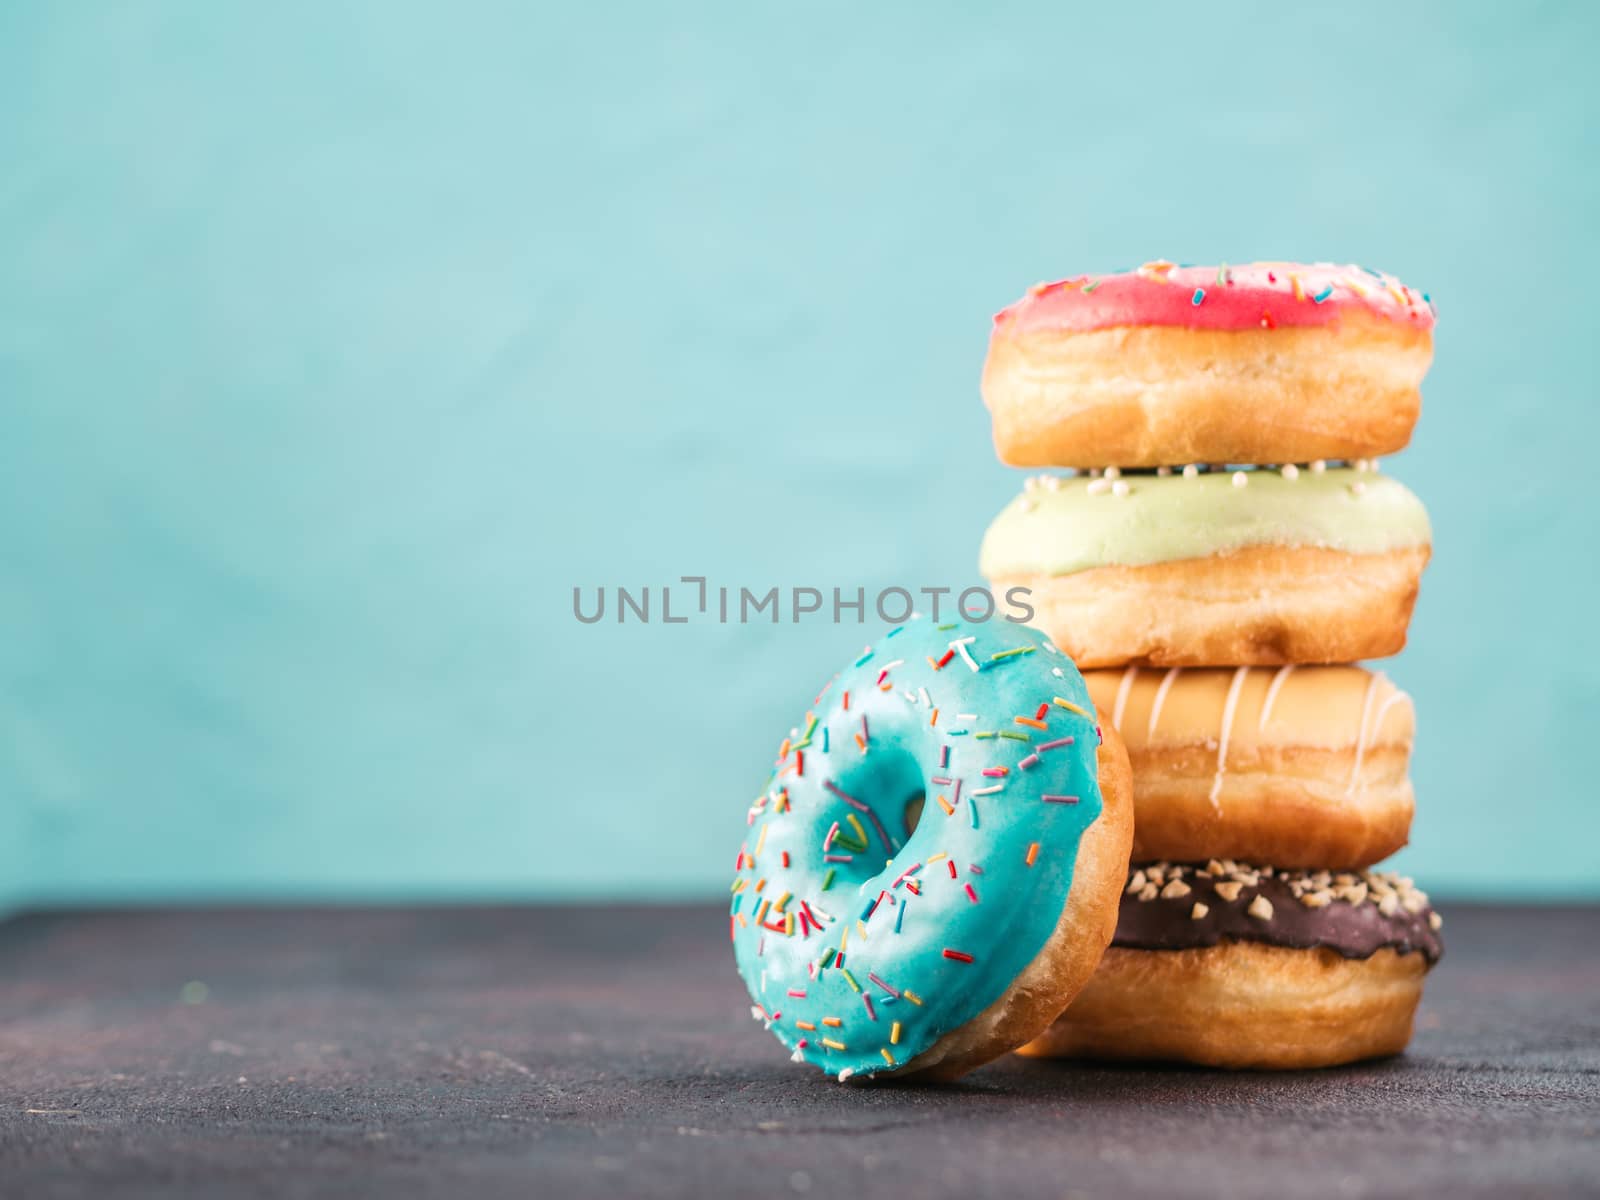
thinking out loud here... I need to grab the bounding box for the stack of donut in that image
[980,262,1443,1069]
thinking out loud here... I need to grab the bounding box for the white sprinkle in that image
[957,712,977,720]
[1310,459,1327,474]
[918,687,931,707]
[1231,471,1248,488]
[971,784,1004,796]
[952,640,980,673]
[1111,479,1130,497]
[882,660,904,673]
[837,1068,855,1082]
[751,1006,766,1021]
[1156,465,1172,477]
[791,1048,805,1062]
[1051,667,1064,678]
[1281,463,1299,481]
[1104,466,1121,480]
[902,689,917,702]
[1086,478,1111,496]
[1182,464,1199,479]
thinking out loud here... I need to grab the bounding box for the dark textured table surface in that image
[1,904,1597,1198]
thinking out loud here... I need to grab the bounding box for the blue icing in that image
[730,614,1103,1079]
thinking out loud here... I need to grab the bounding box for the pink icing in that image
[994,261,1435,335]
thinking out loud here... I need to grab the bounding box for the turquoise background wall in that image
[3,1,1597,907]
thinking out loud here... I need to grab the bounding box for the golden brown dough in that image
[1017,941,1428,1070]
[995,543,1429,669]
[983,315,1431,468]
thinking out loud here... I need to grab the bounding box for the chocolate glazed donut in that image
[1019,862,1442,1070]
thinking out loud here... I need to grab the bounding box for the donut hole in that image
[902,791,925,839]
[823,749,925,892]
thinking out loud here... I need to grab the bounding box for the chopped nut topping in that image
[1123,864,1435,929]
[1428,912,1443,931]
[1190,902,1209,920]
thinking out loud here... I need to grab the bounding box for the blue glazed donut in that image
[730,614,1133,1081]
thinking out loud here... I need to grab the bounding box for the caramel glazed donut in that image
[980,462,1430,668]
[982,261,1434,468]
[1018,860,1443,1070]
[1085,664,1415,870]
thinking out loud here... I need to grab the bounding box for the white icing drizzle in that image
[1258,665,1296,731]
[1209,667,1250,808]
[1347,672,1386,794]
[1350,685,1411,793]
[1370,689,1411,739]
[1147,668,1182,739]
[1112,666,1139,729]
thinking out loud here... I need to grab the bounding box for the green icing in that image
[979,468,1430,577]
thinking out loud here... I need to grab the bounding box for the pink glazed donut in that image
[982,261,1435,468]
